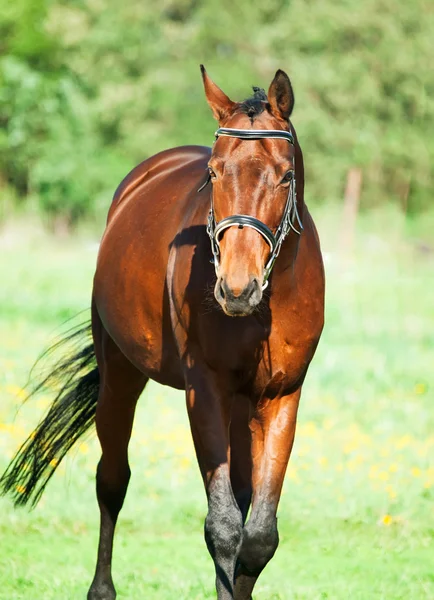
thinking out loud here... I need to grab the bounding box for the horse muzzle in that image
[214,275,262,316]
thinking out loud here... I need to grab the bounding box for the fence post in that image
[340,167,362,254]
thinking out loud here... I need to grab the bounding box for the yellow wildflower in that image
[414,383,426,395]
[378,471,389,482]
[395,435,412,449]
[79,443,89,455]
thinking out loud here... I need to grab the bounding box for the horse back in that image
[107,145,211,224]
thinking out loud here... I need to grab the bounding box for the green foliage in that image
[0,0,433,224]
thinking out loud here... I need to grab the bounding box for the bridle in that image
[200,127,303,290]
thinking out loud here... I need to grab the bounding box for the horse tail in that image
[0,320,99,507]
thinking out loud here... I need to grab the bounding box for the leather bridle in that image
[200,127,303,289]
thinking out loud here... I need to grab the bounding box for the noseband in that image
[201,127,303,290]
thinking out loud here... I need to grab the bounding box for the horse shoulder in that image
[260,208,325,391]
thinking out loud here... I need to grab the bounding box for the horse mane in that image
[238,86,268,120]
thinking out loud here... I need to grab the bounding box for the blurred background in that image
[0,0,433,598]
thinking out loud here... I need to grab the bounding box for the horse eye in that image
[282,170,294,183]
[208,167,216,179]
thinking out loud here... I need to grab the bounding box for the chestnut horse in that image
[1,67,324,599]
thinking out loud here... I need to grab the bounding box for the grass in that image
[0,206,433,599]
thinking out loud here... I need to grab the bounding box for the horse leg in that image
[234,387,301,600]
[88,322,148,600]
[185,359,243,600]
[229,394,253,523]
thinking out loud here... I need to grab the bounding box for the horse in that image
[1,66,325,599]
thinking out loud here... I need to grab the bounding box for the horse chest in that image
[191,306,317,393]
[254,336,316,396]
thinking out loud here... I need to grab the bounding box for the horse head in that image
[201,66,298,317]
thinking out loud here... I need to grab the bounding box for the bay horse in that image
[1,67,325,599]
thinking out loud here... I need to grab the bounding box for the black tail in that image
[0,320,100,507]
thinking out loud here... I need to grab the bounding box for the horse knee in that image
[204,502,243,562]
[239,516,279,574]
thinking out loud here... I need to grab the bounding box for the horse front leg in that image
[229,394,253,523]
[185,358,243,600]
[234,387,301,600]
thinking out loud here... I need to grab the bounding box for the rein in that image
[201,127,303,290]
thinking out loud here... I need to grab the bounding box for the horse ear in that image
[200,65,236,122]
[267,70,294,121]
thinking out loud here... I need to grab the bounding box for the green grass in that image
[0,207,433,599]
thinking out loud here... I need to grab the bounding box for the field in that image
[0,207,433,599]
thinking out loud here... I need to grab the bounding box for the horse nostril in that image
[247,279,259,300]
[215,277,262,310]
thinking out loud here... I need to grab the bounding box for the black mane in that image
[239,86,268,120]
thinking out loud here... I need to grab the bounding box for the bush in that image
[0,0,432,224]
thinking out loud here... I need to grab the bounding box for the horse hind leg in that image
[87,316,148,600]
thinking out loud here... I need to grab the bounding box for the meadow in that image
[0,206,433,599]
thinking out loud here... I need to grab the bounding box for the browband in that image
[215,128,294,145]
